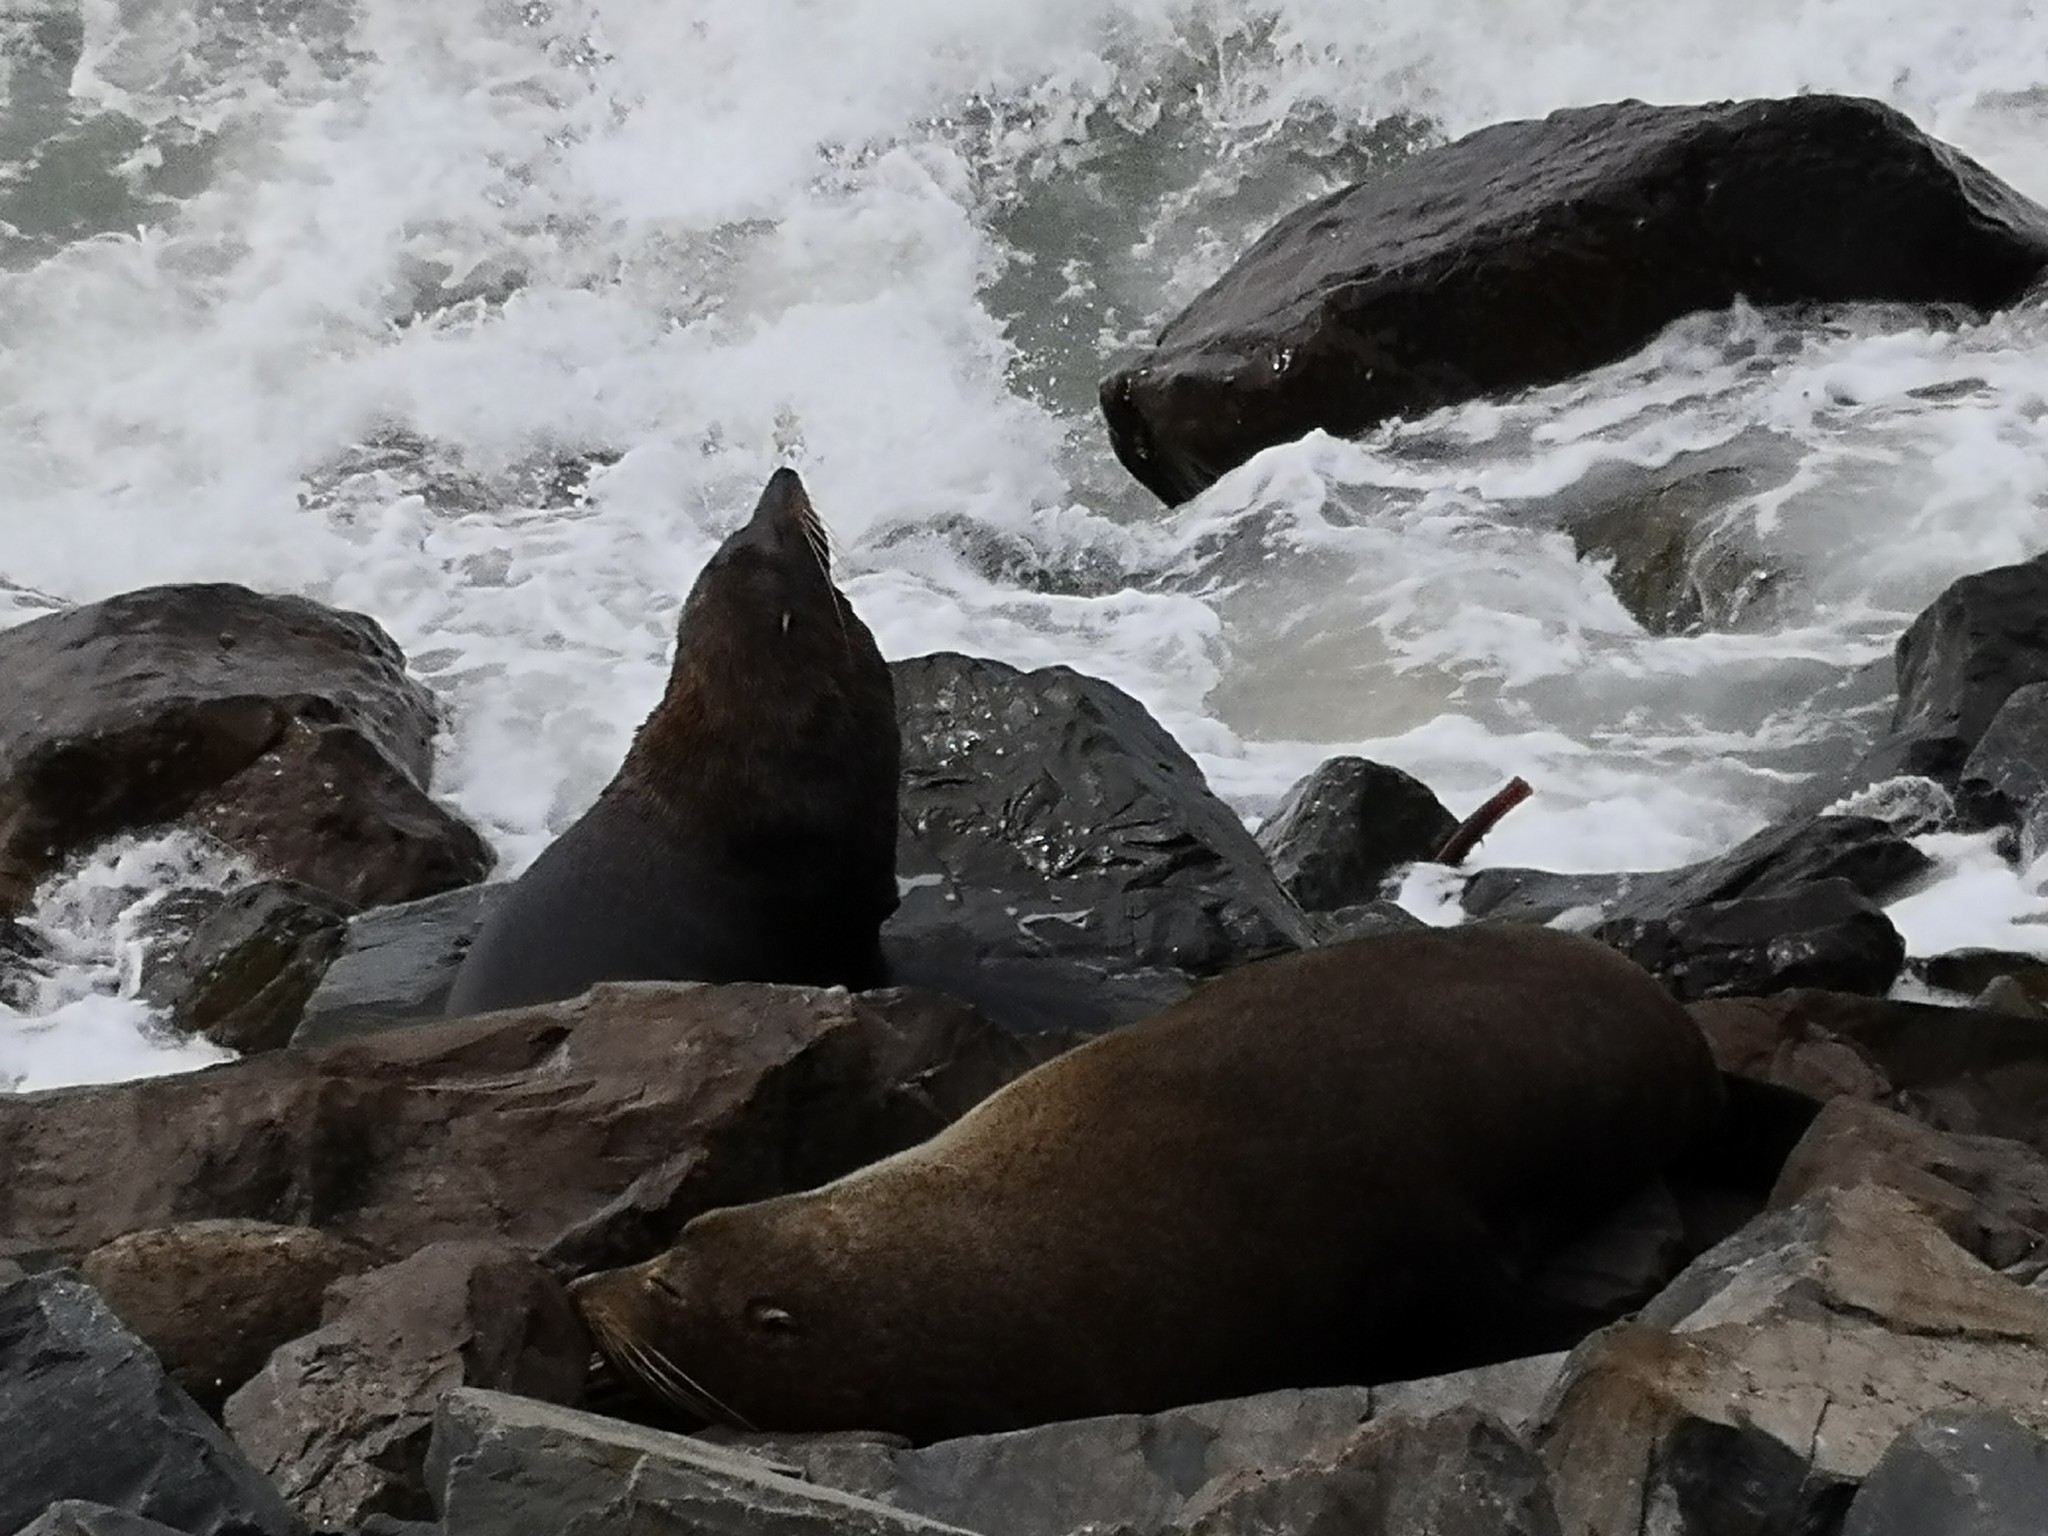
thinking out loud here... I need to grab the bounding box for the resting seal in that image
[570,923,1723,1440]
[446,468,899,1016]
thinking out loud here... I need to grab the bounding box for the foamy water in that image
[4,0,2048,1087]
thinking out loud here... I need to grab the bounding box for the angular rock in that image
[1595,877,1906,1000]
[1842,1407,2048,1536]
[0,1267,300,1536]
[224,1240,585,1529]
[1957,680,2048,828]
[1100,96,2048,505]
[1914,947,2048,1004]
[79,1219,373,1416]
[0,981,1032,1270]
[1309,900,1426,945]
[885,653,1310,1035]
[0,583,462,916]
[138,881,354,1054]
[1882,553,2048,781]
[11,1504,195,1536]
[292,884,510,1047]
[1541,1185,2048,1536]
[1253,758,1456,913]
[425,1389,976,1536]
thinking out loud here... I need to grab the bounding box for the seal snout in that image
[746,466,832,575]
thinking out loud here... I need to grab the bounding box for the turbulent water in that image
[4,0,2048,1088]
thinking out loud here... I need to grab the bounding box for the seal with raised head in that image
[445,467,900,1016]
[570,923,1724,1441]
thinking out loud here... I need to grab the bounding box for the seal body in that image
[571,924,1723,1441]
[446,469,900,1016]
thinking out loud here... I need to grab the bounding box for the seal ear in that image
[746,1299,801,1335]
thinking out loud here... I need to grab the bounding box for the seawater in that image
[4,0,2048,1088]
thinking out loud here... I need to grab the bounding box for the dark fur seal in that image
[570,923,1723,1441]
[445,468,900,1016]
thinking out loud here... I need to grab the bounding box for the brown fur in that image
[571,923,1722,1441]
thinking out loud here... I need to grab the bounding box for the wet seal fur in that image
[446,468,900,1016]
[570,923,1724,1441]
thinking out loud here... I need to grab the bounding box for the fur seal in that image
[570,923,1723,1441]
[445,468,900,1016]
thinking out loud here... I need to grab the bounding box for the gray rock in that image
[10,1503,192,1536]
[1957,680,2048,828]
[139,881,353,1054]
[1844,1407,2048,1536]
[1253,758,1456,913]
[292,884,507,1046]
[0,1268,300,1536]
[425,1389,976,1536]
[1595,877,1906,1000]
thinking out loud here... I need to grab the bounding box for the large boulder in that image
[1100,96,2048,505]
[1841,1407,2048,1536]
[0,1265,300,1536]
[224,1240,586,1530]
[1594,878,1906,1000]
[0,981,1035,1271]
[0,584,489,915]
[1252,757,1456,913]
[78,1220,373,1416]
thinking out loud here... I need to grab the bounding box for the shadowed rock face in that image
[1100,95,2048,505]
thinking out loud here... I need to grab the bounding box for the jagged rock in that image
[0,583,478,917]
[138,881,354,1053]
[1957,680,2048,827]
[10,1504,193,1536]
[1595,878,1905,999]
[1842,1407,2048,1536]
[0,982,1034,1275]
[1099,96,2048,505]
[0,1268,300,1536]
[1540,1185,2048,1536]
[78,1219,373,1416]
[884,654,1310,1037]
[1252,758,1456,913]
[224,1240,585,1529]
[291,884,509,1046]
[1769,1097,2048,1272]
[1690,989,2048,1155]
[425,1389,977,1536]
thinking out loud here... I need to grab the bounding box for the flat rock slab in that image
[426,1389,978,1536]
[1101,95,2048,504]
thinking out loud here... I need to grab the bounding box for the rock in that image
[884,654,1310,1035]
[0,982,1034,1272]
[1540,1185,2048,1536]
[292,884,509,1046]
[1957,680,2048,827]
[1913,948,2048,1004]
[0,1267,300,1536]
[78,1219,373,1416]
[1842,1407,2048,1536]
[1174,1408,1560,1536]
[1880,553,2048,782]
[1099,96,2048,505]
[224,1240,585,1529]
[10,1504,194,1536]
[1594,878,1906,1000]
[1309,900,1426,945]
[1689,989,2048,1155]
[138,881,354,1054]
[185,717,493,911]
[1253,758,1456,913]
[0,583,486,917]
[1769,1097,2048,1272]
[425,1388,977,1536]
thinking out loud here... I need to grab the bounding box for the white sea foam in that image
[3,0,2047,1085]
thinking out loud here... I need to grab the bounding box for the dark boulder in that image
[139,881,354,1054]
[1100,96,2048,505]
[1595,877,1906,1000]
[1842,1407,2048,1536]
[291,884,509,1047]
[1958,680,2048,828]
[1253,758,1456,913]
[0,584,487,916]
[0,1266,300,1536]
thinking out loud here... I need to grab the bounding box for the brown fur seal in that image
[445,468,900,1015]
[570,923,1722,1441]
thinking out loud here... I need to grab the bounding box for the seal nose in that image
[751,466,811,530]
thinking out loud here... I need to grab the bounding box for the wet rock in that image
[1913,947,2048,1004]
[1957,680,2048,828]
[1842,1406,2048,1536]
[224,1240,585,1530]
[10,1505,194,1536]
[1541,1184,2048,1536]
[138,881,354,1054]
[1253,758,1456,913]
[78,1219,374,1416]
[1310,900,1426,945]
[1880,553,2048,782]
[1100,96,2048,505]
[425,1388,976,1536]
[0,982,1032,1271]
[0,1267,300,1536]
[292,884,509,1047]
[885,653,1310,1036]
[1595,877,1906,1000]
[0,583,464,917]
[1769,1097,2048,1272]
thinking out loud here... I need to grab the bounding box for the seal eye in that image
[746,1299,800,1335]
